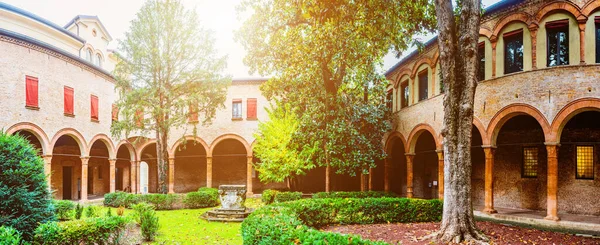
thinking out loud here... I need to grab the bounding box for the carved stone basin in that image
[201,185,253,222]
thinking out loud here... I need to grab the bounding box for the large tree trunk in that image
[155,127,169,194]
[432,0,487,243]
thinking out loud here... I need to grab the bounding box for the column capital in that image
[481,145,497,149]
[544,142,560,146]
[80,156,90,159]
[404,153,416,156]
[108,158,117,162]
[435,149,443,153]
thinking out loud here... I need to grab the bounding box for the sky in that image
[2,0,501,79]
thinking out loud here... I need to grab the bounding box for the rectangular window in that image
[418,70,428,101]
[386,91,393,111]
[547,19,569,67]
[64,86,74,116]
[478,42,485,81]
[232,99,242,119]
[25,76,39,108]
[90,95,99,121]
[595,17,600,63]
[576,145,594,179]
[188,104,198,123]
[247,98,257,119]
[522,147,538,178]
[111,104,118,121]
[401,82,409,108]
[504,29,524,74]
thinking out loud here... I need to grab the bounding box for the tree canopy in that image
[111,0,230,193]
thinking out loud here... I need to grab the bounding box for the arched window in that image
[96,54,102,67]
[86,49,93,63]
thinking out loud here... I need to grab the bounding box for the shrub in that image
[0,226,22,245]
[106,208,113,217]
[33,216,130,245]
[198,187,219,196]
[261,189,279,205]
[116,206,125,216]
[85,205,101,218]
[104,191,141,208]
[74,204,83,220]
[241,198,442,244]
[139,208,159,241]
[53,200,75,221]
[312,191,397,199]
[142,193,179,210]
[131,202,154,224]
[273,191,302,203]
[0,132,55,240]
[183,191,219,208]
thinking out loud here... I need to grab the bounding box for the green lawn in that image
[99,198,265,244]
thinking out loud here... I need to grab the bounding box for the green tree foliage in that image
[252,103,317,186]
[237,1,435,182]
[111,0,230,193]
[0,132,55,241]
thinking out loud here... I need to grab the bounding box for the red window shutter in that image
[112,104,119,121]
[91,95,99,120]
[188,105,198,122]
[247,98,257,119]
[135,109,143,127]
[25,76,39,108]
[64,86,74,115]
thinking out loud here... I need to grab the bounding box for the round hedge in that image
[0,132,55,240]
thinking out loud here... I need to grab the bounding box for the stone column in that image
[436,150,444,199]
[482,146,496,213]
[405,153,415,198]
[368,168,373,191]
[529,24,538,69]
[247,156,254,196]
[109,159,116,193]
[80,157,89,202]
[136,161,141,194]
[384,157,390,192]
[325,164,331,192]
[491,37,497,78]
[578,20,587,64]
[206,157,213,188]
[42,155,52,191]
[168,158,175,194]
[545,144,560,221]
[130,161,137,193]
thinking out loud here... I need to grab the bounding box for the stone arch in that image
[431,51,440,67]
[486,104,551,146]
[473,117,490,146]
[384,131,408,154]
[535,1,584,23]
[87,134,116,159]
[407,124,441,153]
[547,97,600,143]
[582,0,600,16]
[410,57,433,79]
[169,136,210,157]
[393,69,412,88]
[479,28,493,39]
[115,140,137,161]
[49,128,87,156]
[209,134,251,158]
[492,12,533,38]
[136,138,158,159]
[6,122,50,155]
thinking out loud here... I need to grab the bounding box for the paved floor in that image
[474,206,600,236]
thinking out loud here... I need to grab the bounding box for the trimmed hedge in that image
[273,191,302,203]
[241,198,442,244]
[53,200,76,221]
[261,189,279,204]
[313,191,397,199]
[33,216,130,245]
[0,226,22,245]
[105,188,219,210]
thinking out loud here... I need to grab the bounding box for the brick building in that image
[0,2,285,202]
[383,0,600,220]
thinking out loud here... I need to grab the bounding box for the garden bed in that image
[322,221,600,244]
